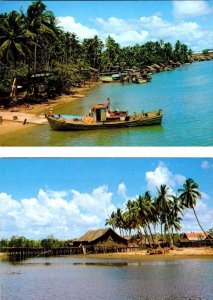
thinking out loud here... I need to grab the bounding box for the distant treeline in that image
[0,0,192,99]
[0,235,69,249]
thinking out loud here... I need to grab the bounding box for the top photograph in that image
[0,0,213,146]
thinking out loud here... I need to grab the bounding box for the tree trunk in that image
[165,217,173,248]
[144,227,152,248]
[147,223,155,245]
[192,206,208,237]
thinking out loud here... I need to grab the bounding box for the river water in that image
[1,61,213,146]
[1,257,213,300]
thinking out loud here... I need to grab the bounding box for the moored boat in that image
[46,101,163,131]
[100,76,113,83]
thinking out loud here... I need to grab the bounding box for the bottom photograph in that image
[0,158,213,300]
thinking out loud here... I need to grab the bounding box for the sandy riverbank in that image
[2,247,212,261]
[73,247,213,260]
[0,81,100,138]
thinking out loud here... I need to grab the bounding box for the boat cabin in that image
[91,103,109,122]
[91,103,128,122]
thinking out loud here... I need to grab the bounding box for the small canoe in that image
[46,103,163,131]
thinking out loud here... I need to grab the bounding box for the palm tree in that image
[0,11,34,99]
[102,36,121,69]
[168,195,183,242]
[144,191,156,245]
[23,0,57,74]
[0,11,30,63]
[156,184,173,247]
[178,178,208,237]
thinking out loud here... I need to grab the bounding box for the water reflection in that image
[1,257,213,300]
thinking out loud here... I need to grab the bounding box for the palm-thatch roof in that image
[73,228,128,246]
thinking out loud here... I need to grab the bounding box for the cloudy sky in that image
[0,158,212,239]
[1,1,213,51]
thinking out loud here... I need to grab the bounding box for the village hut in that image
[145,66,156,73]
[151,64,162,72]
[179,232,212,247]
[73,228,128,250]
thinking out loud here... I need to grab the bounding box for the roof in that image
[92,103,108,110]
[77,228,110,242]
[184,232,206,241]
[152,64,161,69]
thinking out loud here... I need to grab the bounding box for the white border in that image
[1,147,212,158]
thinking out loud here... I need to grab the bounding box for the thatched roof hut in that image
[73,228,128,247]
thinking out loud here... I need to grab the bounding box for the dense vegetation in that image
[106,178,210,248]
[0,0,192,101]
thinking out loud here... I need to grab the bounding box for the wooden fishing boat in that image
[100,76,113,83]
[46,102,163,131]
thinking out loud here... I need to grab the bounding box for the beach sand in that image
[73,247,213,260]
[1,248,212,261]
[0,81,100,138]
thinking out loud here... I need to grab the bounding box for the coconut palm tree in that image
[0,11,35,99]
[0,11,30,63]
[105,211,116,230]
[156,184,173,247]
[144,191,156,245]
[178,178,208,237]
[23,0,58,73]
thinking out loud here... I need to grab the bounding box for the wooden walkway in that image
[6,246,146,260]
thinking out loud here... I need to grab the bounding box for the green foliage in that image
[0,0,193,101]
[202,49,209,56]
[0,235,67,249]
[208,227,213,235]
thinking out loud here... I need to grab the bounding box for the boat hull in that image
[46,111,163,131]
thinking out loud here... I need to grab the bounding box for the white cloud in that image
[145,161,186,195]
[201,160,210,169]
[56,14,213,51]
[118,182,127,200]
[181,199,213,232]
[0,186,116,239]
[173,0,213,19]
[58,16,98,39]
[201,160,213,169]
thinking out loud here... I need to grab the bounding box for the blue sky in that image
[1,1,213,51]
[0,158,212,239]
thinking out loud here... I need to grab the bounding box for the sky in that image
[1,1,213,51]
[0,158,212,239]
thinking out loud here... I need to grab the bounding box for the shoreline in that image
[1,247,213,261]
[0,81,100,138]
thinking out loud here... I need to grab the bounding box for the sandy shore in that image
[1,247,212,261]
[0,81,100,137]
[73,247,213,260]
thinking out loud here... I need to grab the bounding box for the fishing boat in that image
[46,101,163,131]
[100,76,113,83]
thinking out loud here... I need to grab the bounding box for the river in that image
[1,61,213,146]
[1,256,213,300]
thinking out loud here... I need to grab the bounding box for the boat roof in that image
[92,103,108,110]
